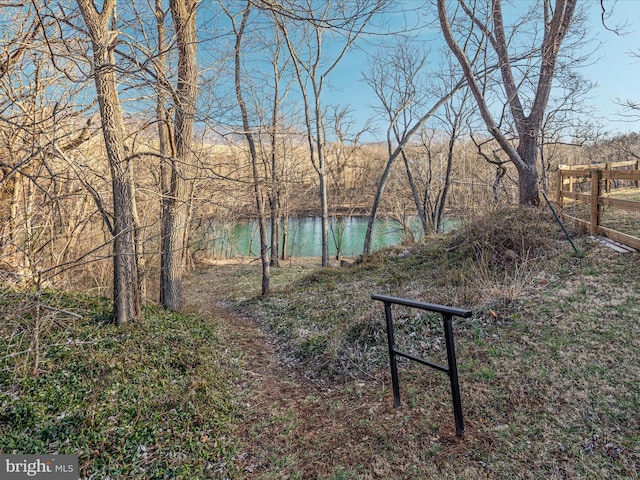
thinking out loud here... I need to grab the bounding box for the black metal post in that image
[383,301,401,407]
[372,294,471,438]
[541,190,580,255]
[443,313,464,437]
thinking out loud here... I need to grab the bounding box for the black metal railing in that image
[371,294,472,437]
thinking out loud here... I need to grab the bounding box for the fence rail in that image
[556,161,640,250]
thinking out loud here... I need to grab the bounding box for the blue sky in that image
[321,0,640,140]
[582,0,640,130]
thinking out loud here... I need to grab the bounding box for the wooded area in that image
[1,0,638,323]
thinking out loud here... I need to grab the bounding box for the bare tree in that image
[273,0,385,266]
[363,38,432,236]
[433,86,473,231]
[538,69,598,191]
[154,0,174,306]
[229,2,270,295]
[159,0,199,310]
[437,0,579,206]
[361,39,465,254]
[263,28,292,268]
[229,7,295,268]
[0,11,45,276]
[325,105,368,260]
[76,0,141,324]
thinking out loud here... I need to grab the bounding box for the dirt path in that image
[194,301,393,479]
[183,265,468,479]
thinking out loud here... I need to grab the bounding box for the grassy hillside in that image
[190,206,640,479]
[0,295,239,478]
[1,206,638,479]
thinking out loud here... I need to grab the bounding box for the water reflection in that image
[196,216,425,258]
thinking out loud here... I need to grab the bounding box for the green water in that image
[197,216,424,258]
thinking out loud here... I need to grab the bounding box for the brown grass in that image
[184,207,640,479]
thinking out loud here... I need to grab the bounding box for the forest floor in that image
[185,261,418,479]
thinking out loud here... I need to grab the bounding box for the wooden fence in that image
[557,160,640,250]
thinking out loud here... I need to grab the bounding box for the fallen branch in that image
[1,340,105,361]
[40,304,84,319]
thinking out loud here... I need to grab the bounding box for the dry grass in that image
[2,206,636,479]
[185,206,639,479]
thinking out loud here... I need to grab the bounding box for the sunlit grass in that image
[206,206,639,478]
[2,206,638,479]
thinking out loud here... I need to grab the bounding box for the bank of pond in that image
[194,215,455,259]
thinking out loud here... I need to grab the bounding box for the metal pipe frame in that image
[372,294,472,437]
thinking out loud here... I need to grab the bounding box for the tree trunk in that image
[437,0,576,207]
[281,199,289,261]
[234,4,270,295]
[111,176,141,323]
[363,152,395,255]
[269,33,283,268]
[161,0,199,310]
[435,130,456,233]
[313,82,330,267]
[319,166,329,265]
[77,0,140,324]
[269,203,280,267]
[156,0,171,306]
[515,129,541,205]
[401,150,429,235]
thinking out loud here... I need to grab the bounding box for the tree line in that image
[1,0,636,323]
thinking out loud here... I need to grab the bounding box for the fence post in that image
[568,168,574,194]
[590,169,601,235]
[556,169,564,207]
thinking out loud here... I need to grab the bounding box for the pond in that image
[195,216,428,258]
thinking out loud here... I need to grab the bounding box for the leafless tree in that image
[76,0,141,324]
[152,0,174,305]
[363,38,432,235]
[437,0,579,206]
[229,4,295,267]
[325,105,368,260]
[228,1,270,295]
[262,28,293,268]
[432,85,474,231]
[361,38,465,254]
[538,69,599,191]
[158,0,199,310]
[272,0,386,266]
